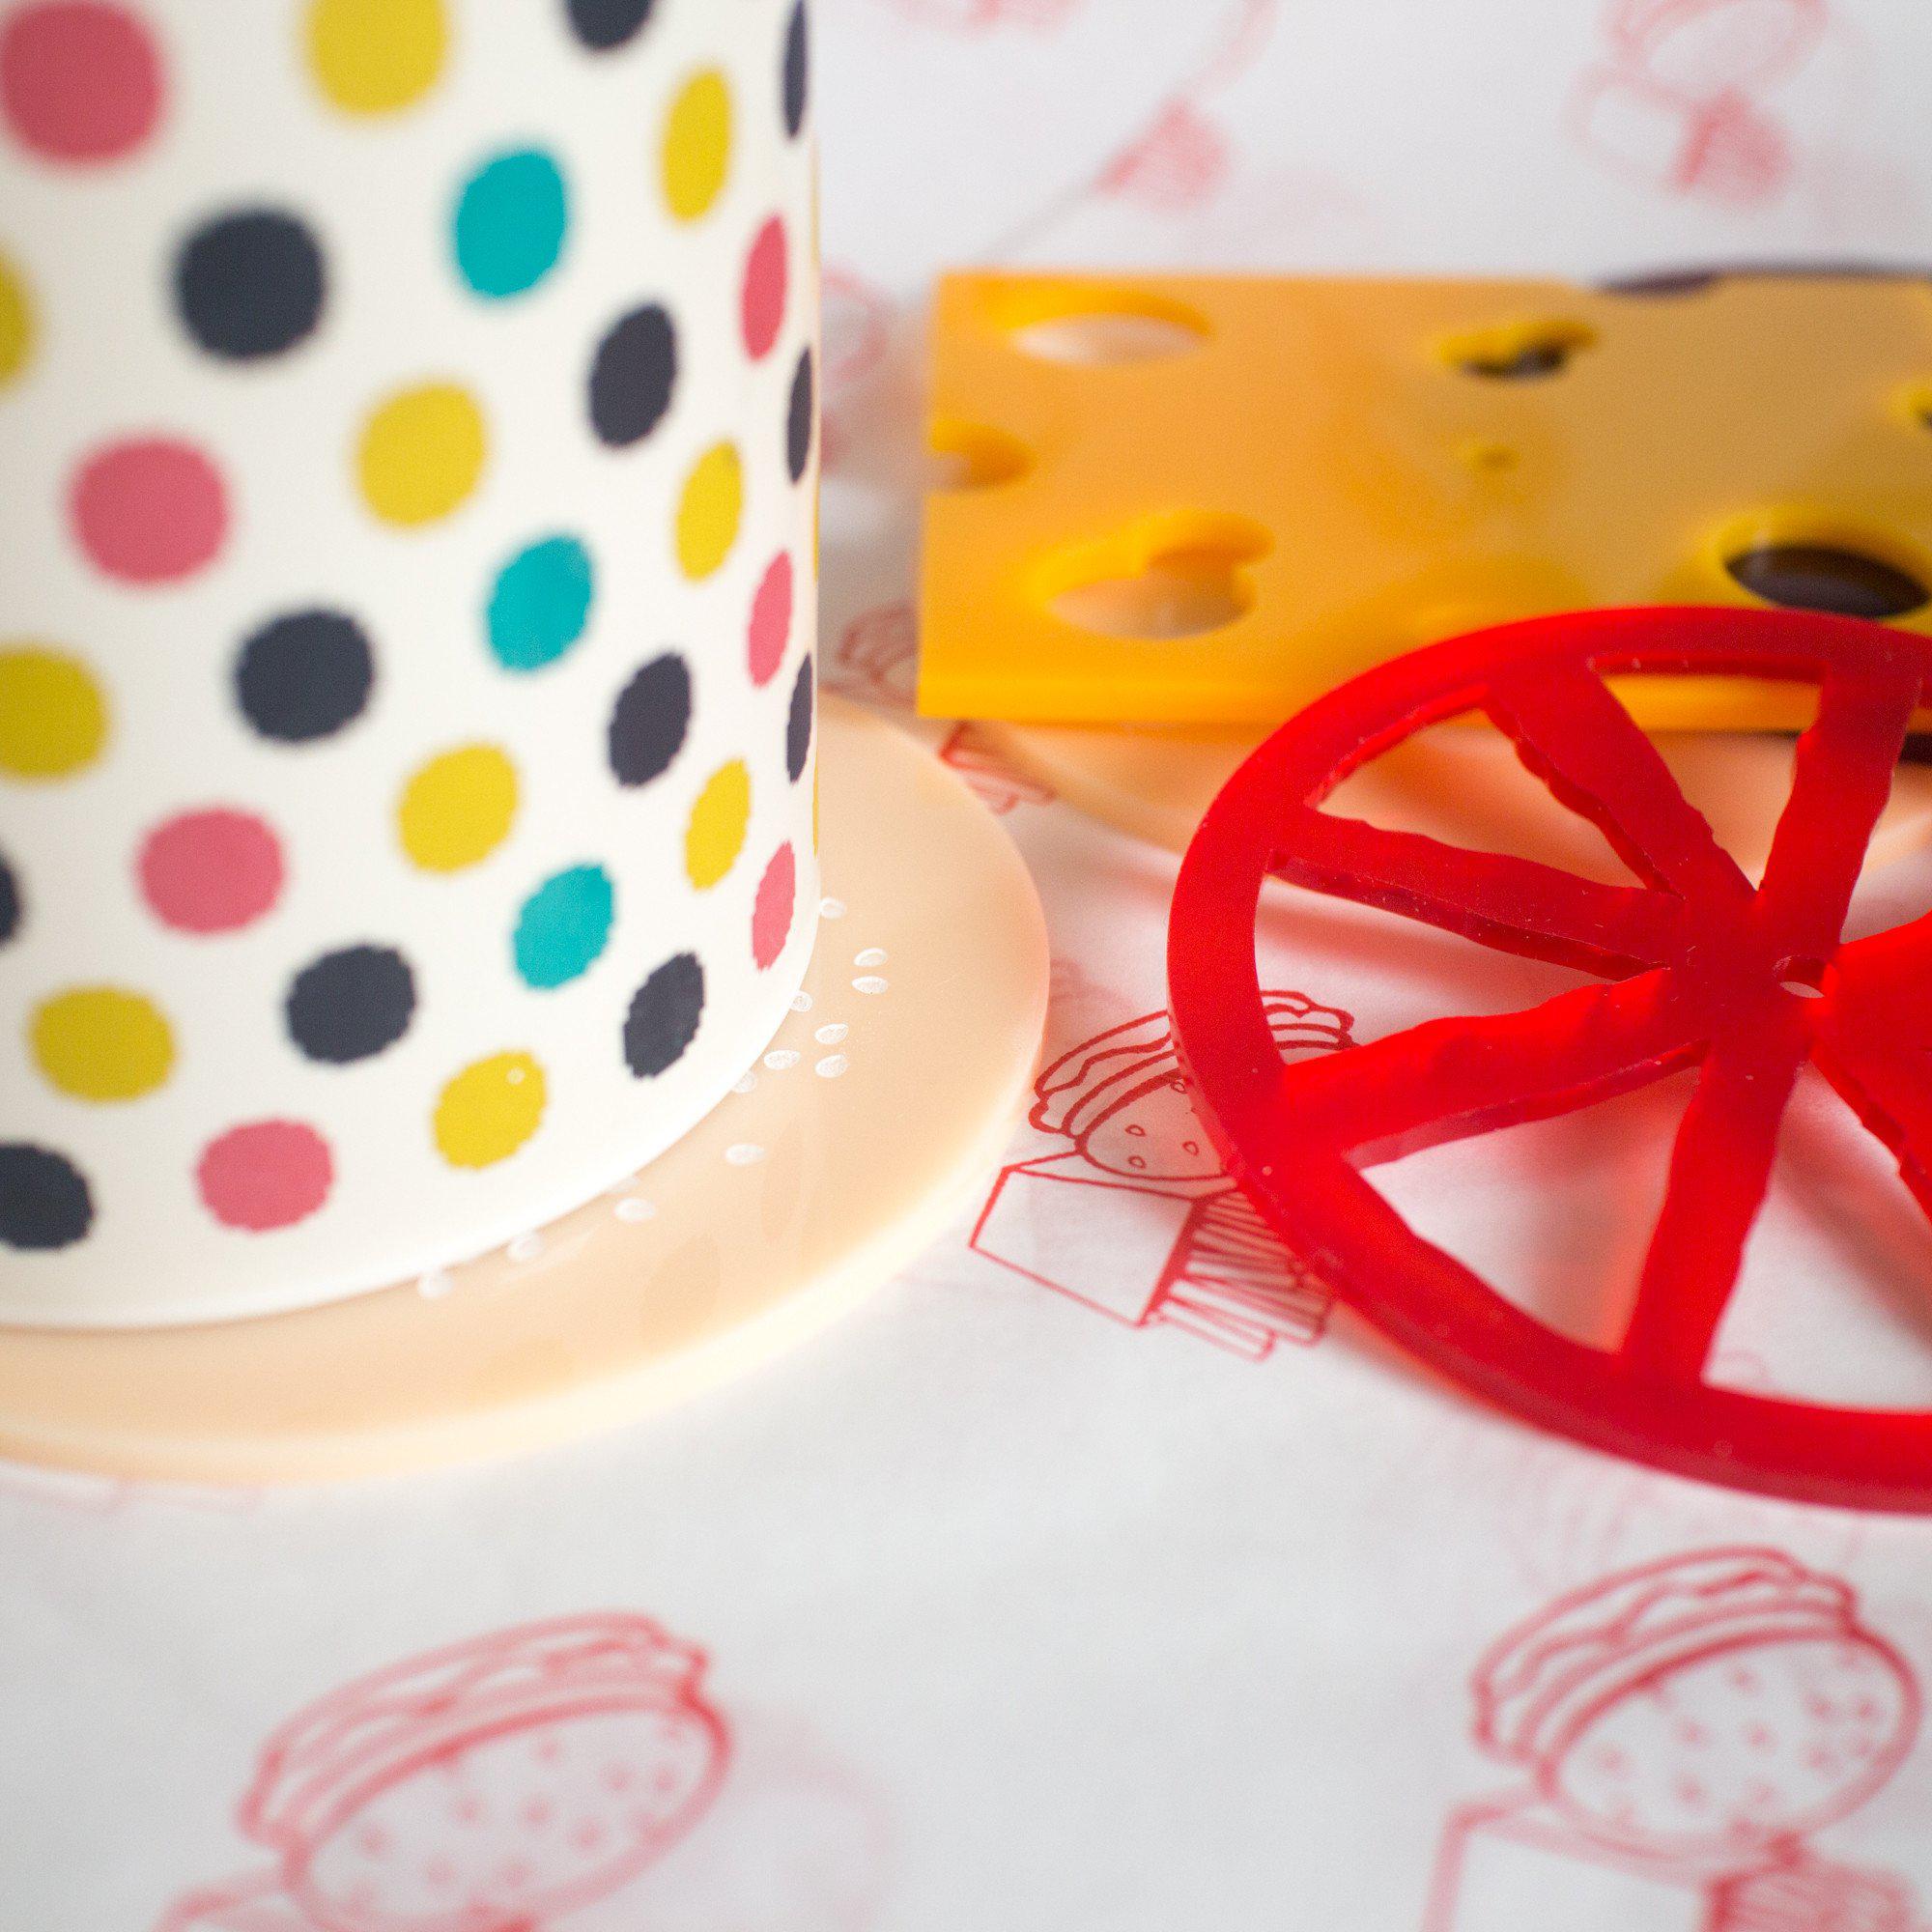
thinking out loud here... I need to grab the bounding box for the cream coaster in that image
[0,700,1047,1483]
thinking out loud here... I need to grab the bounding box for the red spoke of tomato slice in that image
[1813,916,1932,1222]
[1619,997,1811,1386]
[1271,807,1690,977]
[1484,659,1753,909]
[1754,658,1920,969]
[1245,969,1714,1171]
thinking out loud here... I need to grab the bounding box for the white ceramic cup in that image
[0,0,818,1324]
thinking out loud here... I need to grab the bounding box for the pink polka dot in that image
[740,214,787,360]
[137,808,283,934]
[71,437,227,583]
[747,552,793,687]
[752,842,796,970]
[196,1121,332,1232]
[0,2,160,164]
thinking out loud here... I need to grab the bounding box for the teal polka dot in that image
[514,864,614,989]
[454,149,568,299]
[487,535,594,672]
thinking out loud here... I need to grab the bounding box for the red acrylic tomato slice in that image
[1168,605,1932,1513]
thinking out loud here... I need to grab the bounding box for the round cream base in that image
[0,700,1047,1483]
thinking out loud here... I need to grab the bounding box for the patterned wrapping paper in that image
[9,0,1932,1926]
[0,0,819,1325]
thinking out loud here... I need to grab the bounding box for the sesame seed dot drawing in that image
[971,991,1356,1359]
[1425,1548,1924,1932]
[156,1614,883,1931]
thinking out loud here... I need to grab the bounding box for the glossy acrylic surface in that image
[1170,606,1932,1512]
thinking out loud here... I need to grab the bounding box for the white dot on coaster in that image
[764,1048,801,1070]
[507,1232,543,1262]
[732,1072,758,1095]
[605,1175,641,1197]
[820,897,847,919]
[613,1196,656,1223]
[417,1269,454,1300]
[789,990,813,1012]
[815,1022,848,1045]
[854,947,887,968]
[852,976,888,995]
[724,1143,767,1166]
[815,1053,850,1078]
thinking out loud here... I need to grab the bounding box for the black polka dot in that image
[285,945,415,1065]
[624,952,704,1078]
[236,609,375,744]
[1724,543,1928,621]
[0,851,18,947]
[608,653,691,787]
[786,346,813,484]
[565,0,656,49]
[787,653,813,782]
[0,1144,93,1252]
[175,209,326,360]
[782,1,809,138]
[589,303,677,448]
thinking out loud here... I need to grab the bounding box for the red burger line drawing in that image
[819,267,895,471]
[829,603,920,711]
[972,992,1355,1359]
[1427,1548,1924,1931]
[1096,0,1278,212]
[829,603,922,713]
[828,606,1054,815]
[159,1615,728,1932]
[821,268,894,402]
[936,723,1054,816]
[872,0,1079,32]
[1569,0,1827,208]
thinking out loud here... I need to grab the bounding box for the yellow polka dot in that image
[357,383,487,527]
[685,759,750,889]
[32,987,174,1102]
[675,441,742,581]
[306,0,446,115]
[397,744,518,872]
[663,68,732,222]
[0,254,33,387]
[434,1051,547,1169]
[0,646,106,781]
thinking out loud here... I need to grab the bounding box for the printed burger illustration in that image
[159,1615,728,1932]
[1427,1548,1923,1931]
[972,991,1354,1359]
[1569,0,1826,208]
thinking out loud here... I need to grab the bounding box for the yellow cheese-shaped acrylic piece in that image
[919,271,1932,727]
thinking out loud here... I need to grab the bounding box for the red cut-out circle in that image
[1168,605,1932,1514]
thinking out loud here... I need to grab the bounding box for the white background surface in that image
[10,1,1932,1925]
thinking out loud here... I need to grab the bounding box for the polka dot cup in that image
[0,0,818,1324]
